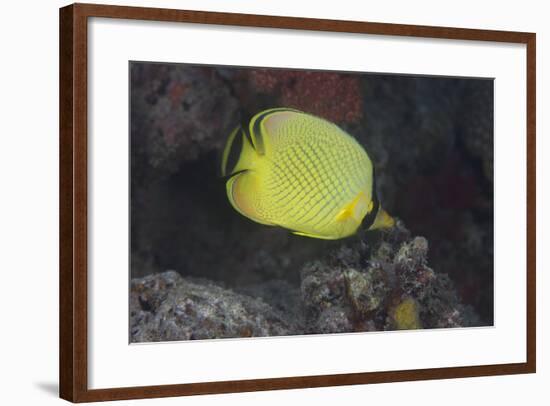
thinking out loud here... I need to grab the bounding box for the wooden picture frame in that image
[59,3,536,402]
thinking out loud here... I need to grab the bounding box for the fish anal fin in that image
[292,230,340,240]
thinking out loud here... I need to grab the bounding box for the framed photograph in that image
[59,3,536,402]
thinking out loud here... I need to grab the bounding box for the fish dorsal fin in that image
[249,108,301,155]
[262,110,298,138]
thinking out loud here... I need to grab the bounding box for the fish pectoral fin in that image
[335,206,353,222]
[335,192,371,223]
[291,230,340,240]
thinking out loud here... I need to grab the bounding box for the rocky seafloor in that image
[129,63,493,341]
[130,221,481,342]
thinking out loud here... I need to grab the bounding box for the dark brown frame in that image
[59,3,536,402]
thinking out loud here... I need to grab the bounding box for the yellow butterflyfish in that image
[221,108,394,240]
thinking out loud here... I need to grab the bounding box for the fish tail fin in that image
[226,171,274,226]
[221,126,257,177]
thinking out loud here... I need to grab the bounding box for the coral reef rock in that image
[130,221,481,342]
[247,69,363,123]
[130,271,299,342]
[300,220,481,334]
[130,63,239,180]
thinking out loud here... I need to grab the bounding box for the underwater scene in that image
[129,62,494,342]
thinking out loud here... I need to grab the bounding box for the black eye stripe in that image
[361,164,379,230]
[362,193,379,229]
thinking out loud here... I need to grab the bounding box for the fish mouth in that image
[370,208,395,230]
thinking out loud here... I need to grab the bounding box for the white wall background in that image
[0,0,546,405]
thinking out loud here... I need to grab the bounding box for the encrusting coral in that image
[300,220,480,334]
[130,220,480,341]
[130,271,299,342]
[248,69,363,124]
[391,298,422,330]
